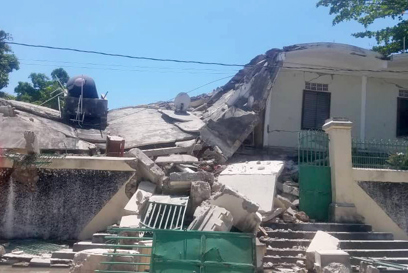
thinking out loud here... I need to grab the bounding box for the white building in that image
[262,43,408,149]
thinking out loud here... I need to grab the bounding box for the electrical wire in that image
[6,42,246,67]
[109,75,233,122]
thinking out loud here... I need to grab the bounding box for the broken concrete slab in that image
[188,205,233,232]
[218,161,284,213]
[199,49,283,159]
[126,148,165,188]
[124,181,156,215]
[207,185,261,233]
[51,249,75,260]
[120,215,141,228]
[315,250,350,273]
[306,231,340,270]
[142,144,202,157]
[190,181,211,213]
[283,182,299,197]
[176,139,197,148]
[262,208,285,223]
[169,171,214,185]
[155,154,198,165]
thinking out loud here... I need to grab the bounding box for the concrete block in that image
[218,161,284,213]
[306,231,340,270]
[120,215,141,228]
[208,185,261,233]
[315,250,350,271]
[190,181,211,212]
[29,258,51,267]
[155,154,198,165]
[322,262,351,273]
[124,181,156,215]
[51,249,75,260]
[189,205,233,232]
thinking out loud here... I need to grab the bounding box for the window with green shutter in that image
[301,84,331,130]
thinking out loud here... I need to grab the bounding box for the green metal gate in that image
[298,130,332,222]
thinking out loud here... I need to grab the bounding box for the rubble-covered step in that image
[51,249,75,259]
[266,248,306,257]
[264,223,372,232]
[345,249,408,258]
[350,257,408,266]
[92,233,115,244]
[266,230,394,240]
[263,239,408,249]
[73,241,110,252]
[263,255,305,264]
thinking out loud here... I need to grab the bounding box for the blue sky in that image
[0,0,394,109]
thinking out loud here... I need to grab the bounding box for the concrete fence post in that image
[323,118,362,223]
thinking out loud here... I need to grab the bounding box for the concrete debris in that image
[218,160,284,213]
[189,181,211,213]
[207,185,261,233]
[142,144,202,157]
[315,250,351,273]
[70,249,140,273]
[155,154,198,165]
[322,262,351,273]
[124,181,156,215]
[359,262,380,273]
[262,208,285,223]
[306,231,340,270]
[276,195,293,210]
[169,171,214,185]
[296,211,310,222]
[188,205,233,231]
[282,182,299,197]
[120,215,141,228]
[0,245,5,256]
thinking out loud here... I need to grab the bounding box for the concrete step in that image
[266,248,306,257]
[72,241,110,252]
[264,223,372,232]
[263,239,408,249]
[264,255,305,264]
[345,249,408,258]
[92,233,115,244]
[51,249,75,259]
[266,230,394,240]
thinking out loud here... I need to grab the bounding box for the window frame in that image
[301,90,331,131]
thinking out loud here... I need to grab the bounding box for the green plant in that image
[386,152,408,170]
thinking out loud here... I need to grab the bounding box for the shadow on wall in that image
[0,168,134,240]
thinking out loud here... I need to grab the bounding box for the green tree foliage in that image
[317,0,408,56]
[0,30,19,90]
[14,68,69,110]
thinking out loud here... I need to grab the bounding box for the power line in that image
[7,42,246,67]
[109,75,233,122]
[19,58,240,72]
[20,62,235,75]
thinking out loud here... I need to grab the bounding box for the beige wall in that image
[265,69,408,148]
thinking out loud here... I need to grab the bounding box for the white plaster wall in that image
[365,78,408,140]
[265,69,408,148]
[266,70,361,148]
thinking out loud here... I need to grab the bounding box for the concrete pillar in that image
[360,76,367,140]
[323,118,362,223]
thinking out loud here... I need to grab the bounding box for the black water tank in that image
[66,75,99,99]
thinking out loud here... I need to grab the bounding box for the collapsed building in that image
[2,43,408,272]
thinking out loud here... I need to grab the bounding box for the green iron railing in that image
[352,138,408,170]
[298,130,330,167]
[95,227,154,273]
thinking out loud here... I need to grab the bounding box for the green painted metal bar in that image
[100,262,150,265]
[353,257,408,270]
[103,253,151,257]
[104,236,153,240]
